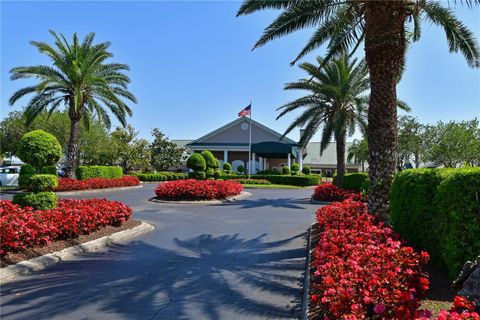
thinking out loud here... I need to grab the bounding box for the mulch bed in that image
[1,219,141,267]
[306,222,457,319]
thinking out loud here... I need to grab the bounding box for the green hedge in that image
[391,168,480,279]
[234,179,271,185]
[188,171,206,180]
[26,174,58,192]
[135,172,186,182]
[231,174,321,186]
[39,165,58,176]
[333,172,369,191]
[76,166,123,180]
[13,191,57,210]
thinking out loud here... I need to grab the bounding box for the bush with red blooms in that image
[311,199,430,319]
[430,296,479,320]
[155,179,243,200]
[0,199,132,254]
[56,176,140,192]
[312,182,366,202]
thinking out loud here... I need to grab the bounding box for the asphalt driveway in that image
[0,184,318,320]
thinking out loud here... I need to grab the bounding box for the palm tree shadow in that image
[1,233,307,320]
[212,197,313,210]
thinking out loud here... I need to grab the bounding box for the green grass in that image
[242,184,304,189]
[0,186,19,192]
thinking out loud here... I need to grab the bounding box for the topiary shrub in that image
[333,172,369,192]
[223,162,232,173]
[302,166,311,175]
[237,165,244,174]
[188,171,206,180]
[205,168,215,178]
[391,168,480,279]
[39,165,58,176]
[26,174,58,192]
[186,153,206,172]
[19,164,36,189]
[12,191,57,210]
[76,166,123,180]
[291,163,300,175]
[200,150,219,169]
[213,170,223,180]
[17,130,62,168]
[281,166,290,175]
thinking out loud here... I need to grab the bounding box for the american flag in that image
[238,104,251,117]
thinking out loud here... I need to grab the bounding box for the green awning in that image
[251,142,294,158]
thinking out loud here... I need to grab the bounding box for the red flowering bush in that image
[313,183,366,202]
[56,176,140,191]
[155,179,243,200]
[0,199,132,254]
[311,199,430,319]
[432,296,479,320]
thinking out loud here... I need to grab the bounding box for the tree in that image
[150,129,184,171]
[237,0,479,221]
[348,139,368,172]
[423,119,480,168]
[397,116,424,169]
[9,31,136,178]
[110,125,152,172]
[277,54,369,187]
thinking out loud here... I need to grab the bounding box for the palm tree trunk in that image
[365,2,407,223]
[335,132,346,188]
[65,116,81,178]
[361,160,365,172]
[414,153,420,168]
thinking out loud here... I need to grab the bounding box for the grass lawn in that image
[242,184,304,189]
[0,186,18,192]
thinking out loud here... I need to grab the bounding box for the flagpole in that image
[248,101,252,179]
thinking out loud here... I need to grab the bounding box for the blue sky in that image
[1,1,479,142]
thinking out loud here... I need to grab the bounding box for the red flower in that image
[56,176,140,191]
[155,179,243,200]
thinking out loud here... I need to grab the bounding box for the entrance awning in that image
[251,142,295,158]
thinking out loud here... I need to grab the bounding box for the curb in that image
[56,184,143,196]
[301,223,313,320]
[0,221,155,284]
[150,191,252,205]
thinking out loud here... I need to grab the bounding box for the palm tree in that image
[348,138,368,172]
[237,0,479,222]
[277,54,369,188]
[9,31,136,178]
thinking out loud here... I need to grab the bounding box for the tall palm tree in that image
[237,0,479,222]
[278,54,369,187]
[348,138,368,172]
[9,31,136,178]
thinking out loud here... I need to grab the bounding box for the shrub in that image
[200,150,219,169]
[26,174,58,192]
[310,200,430,319]
[237,165,244,174]
[302,166,311,175]
[223,162,232,173]
[232,178,271,185]
[186,153,206,171]
[333,172,369,191]
[12,191,57,210]
[213,170,223,180]
[20,164,36,176]
[155,179,243,200]
[0,199,132,254]
[291,163,299,175]
[56,176,140,192]
[257,169,279,175]
[17,130,62,168]
[19,164,36,189]
[281,166,290,175]
[205,168,215,178]
[312,183,366,202]
[391,168,480,280]
[136,173,188,182]
[188,171,206,180]
[76,166,123,180]
[252,174,321,186]
[39,165,58,176]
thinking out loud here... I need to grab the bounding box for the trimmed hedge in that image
[391,168,480,280]
[26,174,58,192]
[232,178,271,185]
[333,172,369,191]
[135,172,186,182]
[281,166,290,175]
[76,166,123,180]
[302,166,311,175]
[17,130,62,168]
[188,171,206,180]
[39,165,58,176]
[19,165,36,189]
[186,153,206,171]
[12,191,57,210]
[246,174,320,186]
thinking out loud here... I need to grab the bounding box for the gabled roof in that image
[186,116,297,146]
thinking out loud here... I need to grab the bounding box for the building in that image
[173,117,362,176]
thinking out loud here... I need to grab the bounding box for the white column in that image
[224,150,228,163]
[251,152,256,174]
[287,153,291,169]
[259,156,263,171]
[264,158,267,170]
[299,150,303,172]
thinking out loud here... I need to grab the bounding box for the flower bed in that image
[310,199,430,319]
[154,179,243,200]
[312,182,365,202]
[56,176,140,192]
[0,199,132,254]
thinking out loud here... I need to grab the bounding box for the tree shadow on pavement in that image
[1,233,306,320]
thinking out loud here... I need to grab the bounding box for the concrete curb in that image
[301,223,313,320]
[0,221,154,284]
[56,184,143,196]
[150,191,252,205]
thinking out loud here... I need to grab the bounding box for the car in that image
[0,166,20,187]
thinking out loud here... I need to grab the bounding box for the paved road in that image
[1,184,318,320]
